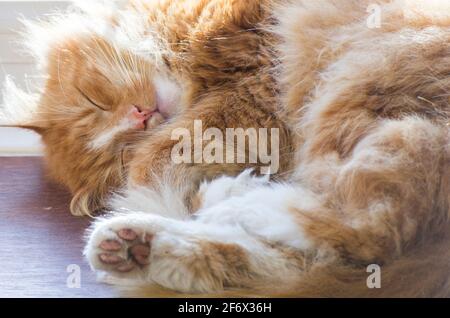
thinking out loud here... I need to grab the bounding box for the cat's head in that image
[1,34,181,216]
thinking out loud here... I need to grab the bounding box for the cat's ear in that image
[0,123,47,135]
[0,76,47,134]
[70,188,103,217]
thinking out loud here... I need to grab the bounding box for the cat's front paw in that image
[84,215,160,278]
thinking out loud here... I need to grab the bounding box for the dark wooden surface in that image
[0,157,117,298]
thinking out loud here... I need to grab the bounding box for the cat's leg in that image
[85,117,448,294]
[84,183,315,293]
[188,117,449,291]
[289,117,449,264]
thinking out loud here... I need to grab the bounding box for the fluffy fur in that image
[2,0,450,297]
[1,0,291,216]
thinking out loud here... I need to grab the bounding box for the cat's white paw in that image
[197,169,270,209]
[84,214,163,279]
[84,213,223,293]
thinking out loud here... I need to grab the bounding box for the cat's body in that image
[2,0,450,296]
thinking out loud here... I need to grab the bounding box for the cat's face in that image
[12,36,180,216]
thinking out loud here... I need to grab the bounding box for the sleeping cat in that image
[2,0,450,297]
[2,0,290,216]
[2,35,180,216]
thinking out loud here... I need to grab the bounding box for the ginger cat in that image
[2,0,450,297]
[2,0,290,216]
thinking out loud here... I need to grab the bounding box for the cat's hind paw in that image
[84,214,160,279]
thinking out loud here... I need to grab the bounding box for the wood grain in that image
[0,157,117,297]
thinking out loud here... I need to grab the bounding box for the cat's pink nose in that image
[133,105,152,117]
[130,105,153,129]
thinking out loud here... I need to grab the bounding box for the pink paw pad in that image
[99,240,122,251]
[118,228,138,241]
[97,228,154,273]
[99,253,123,265]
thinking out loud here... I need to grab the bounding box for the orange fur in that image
[2,0,450,297]
[6,0,290,216]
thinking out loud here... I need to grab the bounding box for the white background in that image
[0,1,69,155]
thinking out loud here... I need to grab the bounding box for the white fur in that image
[109,179,190,221]
[197,181,317,251]
[197,169,270,209]
[21,4,111,70]
[112,5,171,65]
[85,209,306,292]
[89,117,136,149]
[0,76,40,126]
[20,0,169,71]
[85,171,317,292]
[153,74,182,118]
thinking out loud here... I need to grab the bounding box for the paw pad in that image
[95,227,154,275]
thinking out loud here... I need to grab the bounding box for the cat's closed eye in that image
[76,86,111,111]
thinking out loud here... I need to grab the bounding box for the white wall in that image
[0,1,69,155]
